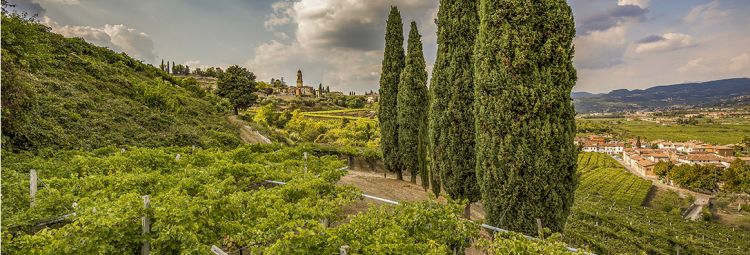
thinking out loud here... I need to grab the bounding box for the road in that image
[613,156,712,220]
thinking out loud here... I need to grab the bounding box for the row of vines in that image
[565,153,750,254]
[2,145,581,254]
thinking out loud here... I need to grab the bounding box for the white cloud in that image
[684,0,730,23]
[618,0,649,8]
[184,60,201,67]
[42,17,157,61]
[264,1,294,29]
[729,53,750,71]
[42,0,79,5]
[634,33,696,53]
[678,57,706,73]
[251,0,437,92]
[574,25,628,69]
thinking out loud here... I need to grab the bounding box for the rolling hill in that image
[574,78,750,113]
[1,15,242,151]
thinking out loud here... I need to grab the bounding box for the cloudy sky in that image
[8,0,750,93]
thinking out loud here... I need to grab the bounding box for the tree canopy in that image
[378,6,405,180]
[397,21,428,186]
[429,0,481,204]
[217,65,258,115]
[473,0,578,235]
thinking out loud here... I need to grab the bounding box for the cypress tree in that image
[473,0,578,234]
[378,6,405,180]
[160,59,165,71]
[428,0,480,212]
[398,21,428,186]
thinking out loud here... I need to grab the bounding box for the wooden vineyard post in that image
[303,152,308,173]
[141,195,151,255]
[536,218,543,239]
[30,169,38,207]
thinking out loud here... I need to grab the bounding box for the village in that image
[577,135,750,188]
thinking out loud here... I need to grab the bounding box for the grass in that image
[647,188,693,215]
[1,15,241,151]
[582,118,750,144]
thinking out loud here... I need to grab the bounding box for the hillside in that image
[1,15,242,151]
[574,78,750,113]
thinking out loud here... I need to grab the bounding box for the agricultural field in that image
[565,153,750,254]
[300,108,376,122]
[580,118,750,144]
[1,145,477,254]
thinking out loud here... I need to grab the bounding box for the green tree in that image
[217,65,258,115]
[473,0,578,235]
[397,21,428,187]
[429,0,480,209]
[653,161,674,179]
[378,6,405,180]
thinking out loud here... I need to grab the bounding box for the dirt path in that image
[337,169,487,220]
[227,116,271,144]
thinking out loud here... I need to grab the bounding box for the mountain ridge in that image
[573,78,750,113]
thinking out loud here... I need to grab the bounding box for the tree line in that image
[378,0,577,236]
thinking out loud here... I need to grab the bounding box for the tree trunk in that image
[463,203,471,219]
[410,171,417,183]
[396,169,403,180]
[233,106,238,115]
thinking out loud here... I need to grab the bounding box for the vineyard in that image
[2,145,583,254]
[300,109,376,122]
[576,152,650,207]
[565,153,750,254]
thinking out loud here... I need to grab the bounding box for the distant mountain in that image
[573,78,750,113]
[571,91,598,99]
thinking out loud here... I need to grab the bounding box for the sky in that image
[8,0,750,93]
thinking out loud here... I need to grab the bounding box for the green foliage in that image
[668,164,721,191]
[0,15,241,151]
[1,145,356,254]
[267,200,479,254]
[473,0,578,234]
[649,189,692,214]
[217,65,258,114]
[378,6,405,178]
[722,159,750,195]
[653,161,674,179]
[429,0,480,202]
[477,232,585,254]
[577,153,652,207]
[253,103,291,129]
[566,153,750,255]
[397,21,428,186]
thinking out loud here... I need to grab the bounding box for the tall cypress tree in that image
[397,21,428,186]
[429,0,480,211]
[473,0,578,234]
[378,6,405,180]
